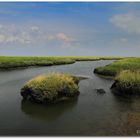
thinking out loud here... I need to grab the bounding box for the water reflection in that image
[112,92,140,111]
[21,98,78,122]
[110,92,140,135]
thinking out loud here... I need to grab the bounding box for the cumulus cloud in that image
[0,24,75,46]
[120,38,128,43]
[30,26,38,31]
[0,25,33,44]
[44,32,76,49]
[56,33,74,42]
[0,34,5,43]
[48,33,74,43]
[0,24,3,29]
[111,13,140,34]
[0,33,31,44]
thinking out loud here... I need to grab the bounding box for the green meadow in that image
[0,56,122,70]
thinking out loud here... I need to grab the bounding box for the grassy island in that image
[21,73,80,104]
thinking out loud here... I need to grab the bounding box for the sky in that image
[0,2,140,56]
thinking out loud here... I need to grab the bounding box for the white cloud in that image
[30,26,39,31]
[0,24,75,46]
[56,33,74,42]
[120,38,128,43]
[0,32,32,44]
[0,34,5,43]
[6,36,17,43]
[0,24,43,44]
[111,13,140,34]
[44,32,76,48]
[47,32,74,43]
[48,35,55,40]
[0,24,3,29]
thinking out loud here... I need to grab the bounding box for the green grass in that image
[94,58,140,95]
[0,56,123,70]
[0,56,75,70]
[94,58,140,76]
[66,56,122,61]
[111,70,140,95]
[21,73,80,103]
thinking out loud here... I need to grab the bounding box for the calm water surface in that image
[0,60,140,136]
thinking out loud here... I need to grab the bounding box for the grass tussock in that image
[111,70,140,95]
[115,70,140,85]
[94,58,140,76]
[21,73,80,103]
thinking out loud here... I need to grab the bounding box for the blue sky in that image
[0,2,140,56]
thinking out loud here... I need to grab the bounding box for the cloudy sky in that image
[0,2,140,56]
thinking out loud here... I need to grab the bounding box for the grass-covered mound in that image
[111,70,140,95]
[21,73,80,104]
[94,58,140,77]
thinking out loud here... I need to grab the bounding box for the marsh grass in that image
[94,58,140,76]
[21,73,80,103]
[111,70,140,95]
[115,70,140,85]
[0,56,75,70]
[0,56,122,70]
[94,58,140,94]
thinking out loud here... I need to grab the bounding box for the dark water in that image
[0,60,140,136]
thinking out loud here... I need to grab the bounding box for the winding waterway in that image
[0,60,139,136]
